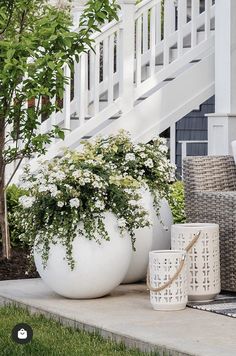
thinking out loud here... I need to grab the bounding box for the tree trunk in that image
[0,120,11,259]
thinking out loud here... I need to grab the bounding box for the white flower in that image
[159,144,168,154]
[94,200,105,210]
[140,152,146,159]
[144,158,154,168]
[92,181,101,189]
[19,196,36,209]
[19,181,33,189]
[125,153,136,161]
[69,198,80,208]
[48,184,58,197]
[72,170,82,179]
[52,171,66,181]
[118,218,126,228]
[38,185,48,193]
[128,200,137,206]
[57,201,64,208]
[159,137,167,145]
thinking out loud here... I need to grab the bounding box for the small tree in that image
[0,0,119,258]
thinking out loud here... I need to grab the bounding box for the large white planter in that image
[34,212,132,299]
[122,189,173,284]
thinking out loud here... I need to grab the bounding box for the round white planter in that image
[122,189,173,284]
[34,212,132,299]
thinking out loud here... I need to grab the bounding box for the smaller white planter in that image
[34,212,132,299]
[152,198,173,251]
[122,187,153,284]
[149,250,188,311]
[123,189,173,284]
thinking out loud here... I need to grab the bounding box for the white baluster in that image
[35,97,42,134]
[89,50,95,106]
[94,43,100,115]
[150,6,156,76]
[108,34,114,104]
[103,37,109,84]
[191,0,199,48]
[63,64,71,131]
[205,0,211,40]
[155,0,162,44]
[164,0,171,66]
[120,0,136,113]
[74,59,80,116]
[136,17,142,85]
[116,30,122,98]
[142,10,149,54]
[78,54,87,125]
[50,94,56,142]
[177,0,187,57]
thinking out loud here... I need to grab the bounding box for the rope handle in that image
[147,230,201,293]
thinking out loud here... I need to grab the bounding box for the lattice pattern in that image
[171,224,221,301]
[149,251,188,310]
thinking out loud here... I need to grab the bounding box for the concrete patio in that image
[0,278,235,356]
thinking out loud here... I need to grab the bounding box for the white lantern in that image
[148,250,188,311]
[171,223,221,302]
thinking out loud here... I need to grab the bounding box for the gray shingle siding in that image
[176,96,215,178]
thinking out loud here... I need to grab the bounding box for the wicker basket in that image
[183,155,236,292]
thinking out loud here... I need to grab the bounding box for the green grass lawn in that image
[0,305,157,356]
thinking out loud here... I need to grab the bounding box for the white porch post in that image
[208,0,236,155]
[119,0,136,113]
[71,1,86,24]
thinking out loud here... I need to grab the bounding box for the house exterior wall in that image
[175,96,215,178]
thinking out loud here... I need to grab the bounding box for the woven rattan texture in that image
[183,156,236,292]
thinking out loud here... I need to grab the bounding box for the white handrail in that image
[38,0,215,159]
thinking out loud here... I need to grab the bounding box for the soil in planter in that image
[0,245,39,281]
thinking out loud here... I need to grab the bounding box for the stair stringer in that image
[95,52,215,143]
[95,53,215,142]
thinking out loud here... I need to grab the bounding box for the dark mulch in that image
[0,245,39,281]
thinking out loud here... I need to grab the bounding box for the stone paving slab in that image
[0,278,236,356]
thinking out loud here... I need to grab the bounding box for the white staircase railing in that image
[35,0,216,156]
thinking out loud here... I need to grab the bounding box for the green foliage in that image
[0,0,119,167]
[0,184,28,247]
[0,305,151,356]
[6,184,28,247]
[168,181,186,224]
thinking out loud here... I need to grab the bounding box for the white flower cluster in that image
[19,196,36,208]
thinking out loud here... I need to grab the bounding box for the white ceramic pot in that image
[122,189,173,284]
[34,212,132,299]
[152,198,173,251]
[122,187,153,284]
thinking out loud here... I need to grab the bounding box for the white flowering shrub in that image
[82,130,176,213]
[15,149,151,269]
